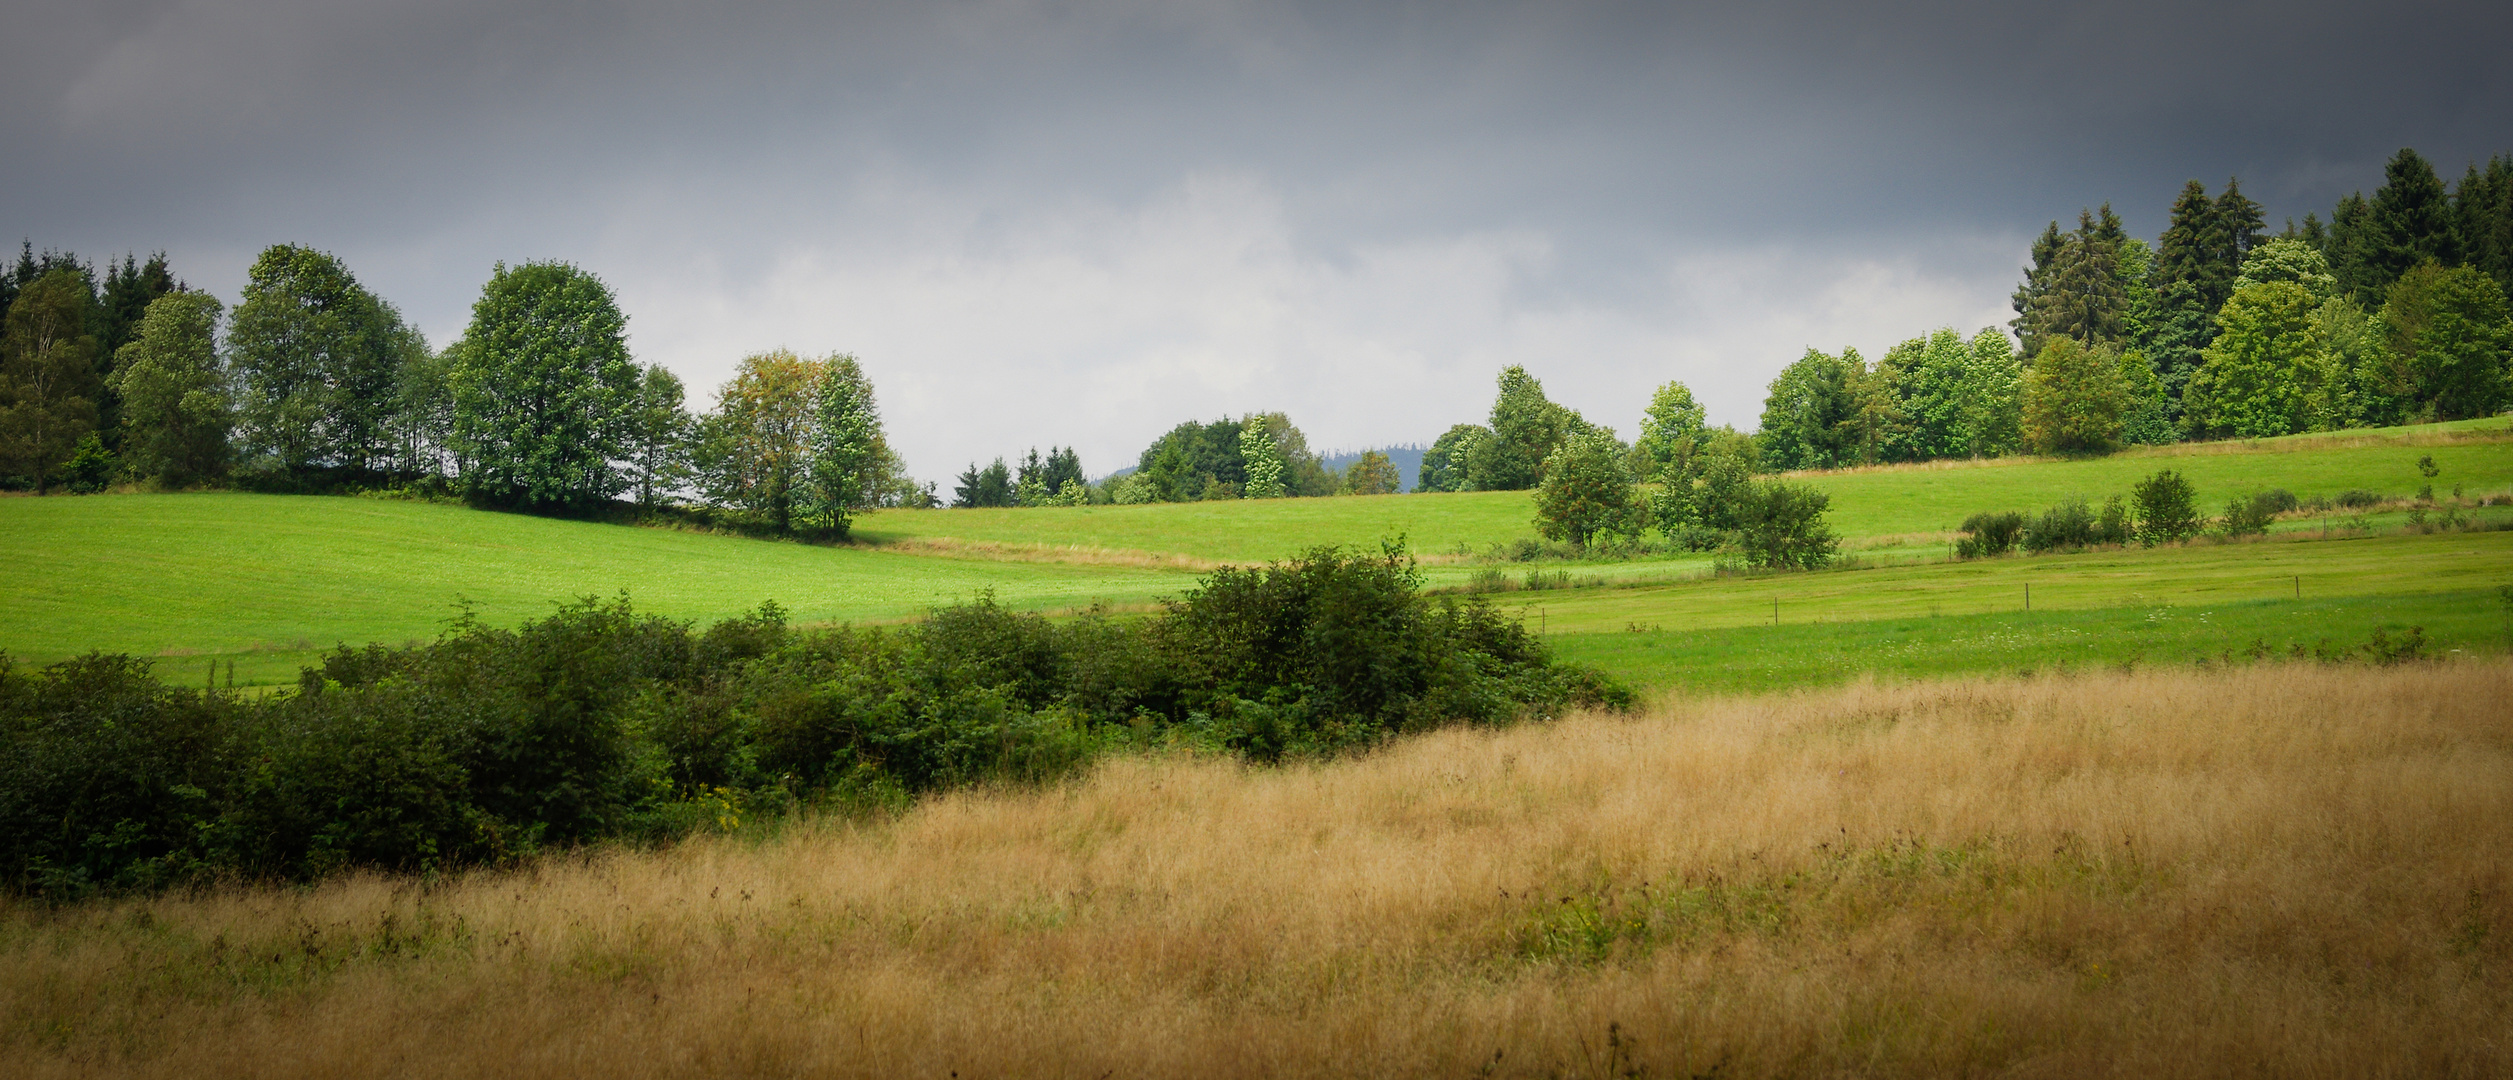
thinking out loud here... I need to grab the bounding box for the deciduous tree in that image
[228,245,420,478]
[1533,428,1642,546]
[449,262,637,508]
[107,291,229,486]
[0,270,101,492]
[2020,336,2128,454]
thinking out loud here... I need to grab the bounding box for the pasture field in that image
[2,419,2508,686]
[4,661,2504,1079]
[852,417,2513,561]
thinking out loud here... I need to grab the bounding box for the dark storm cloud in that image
[5,1,2507,473]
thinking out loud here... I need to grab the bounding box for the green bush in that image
[2132,469,2203,546]
[2221,490,2292,537]
[1735,481,1839,570]
[1954,511,2025,559]
[0,545,1626,895]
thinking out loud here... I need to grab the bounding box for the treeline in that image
[0,545,1625,897]
[1751,147,2513,469]
[0,243,927,533]
[950,414,1406,507]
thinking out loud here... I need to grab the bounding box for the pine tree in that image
[2031,208,2129,348]
[2010,221,2065,357]
[2456,154,2513,302]
[2148,181,2227,420]
[2327,192,2379,303]
[2213,179,2266,279]
[2364,148,2459,291]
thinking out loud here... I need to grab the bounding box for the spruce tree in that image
[2456,154,2513,302]
[2327,192,2380,304]
[2031,209,2129,347]
[2365,148,2459,290]
[2148,181,2227,420]
[2010,221,2064,357]
[2213,179,2266,280]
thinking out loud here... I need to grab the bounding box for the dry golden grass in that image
[6,662,2509,1078]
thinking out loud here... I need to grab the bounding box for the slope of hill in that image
[3,419,2507,686]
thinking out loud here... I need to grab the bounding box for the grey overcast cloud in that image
[6,0,2509,483]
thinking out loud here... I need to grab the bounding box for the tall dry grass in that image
[5,661,2508,1078]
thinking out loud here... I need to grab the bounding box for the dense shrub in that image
[2333,489,2383,509]
[2220,490,2292,537]
[2018,496,2131,553]
[0,545,1625,896]
[2133,469,2203,546]
[1955,511,2025,558]
[1735,481,1840,570]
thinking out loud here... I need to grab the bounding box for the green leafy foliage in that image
[1734,480,1839,570]
[0,269,103,492]
[1416,422,1487,492]
[1532,428,1643,547]
[1241,415,1287,498]
[449,262,638,509]
[1954,511,2024,558]
[2185,281,2325,438]
[1340,450,1401,496]
[2132,469,2203,545]
[108,292,230,486]
[1468,366,1585,490]
[0,548,1623,894]
[2021,337,2129,454]
[228,245,424,481]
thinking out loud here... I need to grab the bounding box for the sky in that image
[8,0,2510,484]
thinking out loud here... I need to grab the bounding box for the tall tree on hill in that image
[624,364,693,509]
[1466,366,1583,490]
[95,253,179,450]
[2457,154,2513,301]
[803,354,885,534]
[2326,192,2380,304]
[698,350,816,527]
[953,458,1014,507]
[2146,181,2230,421]
[228,245,423,478]
[2363,149,2460,298]
[1634,379,1707,477]
[1756,347,1865,471]
[0,270,102,492]
[450,262,638,508]
[2379,263,2513,421]
[1241,415,1287,498]
[1414,422,1487,492]
[2027,207,2131,349]
[2009,221,2065,357]
[2212,179,2266,279]
[2019,336,2128,454]
[107,291,229,486]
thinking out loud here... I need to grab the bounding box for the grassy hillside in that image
[8,662,2505,1078]
[861,418,2513,560]
[4,419,2508,686]
[0,494,1180,684]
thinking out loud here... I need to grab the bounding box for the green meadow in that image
[3,418,2509,688]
